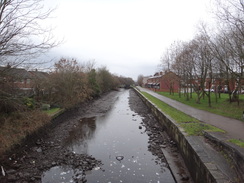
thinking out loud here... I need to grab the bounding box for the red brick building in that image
[0,66,32,95]
[0,66,49,96]
[146,71,180,92]
[145,70,243,94]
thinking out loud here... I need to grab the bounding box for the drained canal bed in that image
[42,89,175,183]
[1,89,191,183]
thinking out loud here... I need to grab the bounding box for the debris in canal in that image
[116,156,124,162]
[1,166,5,176]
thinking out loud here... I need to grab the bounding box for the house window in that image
[26,79,31,84]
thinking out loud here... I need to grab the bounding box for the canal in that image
[42,89,176,183]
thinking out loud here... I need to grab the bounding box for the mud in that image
[0,89,191,183]
[0,91,119,183]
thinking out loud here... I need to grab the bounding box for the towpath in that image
[137,86,244,140]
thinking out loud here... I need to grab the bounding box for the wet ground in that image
[0,89,191,183]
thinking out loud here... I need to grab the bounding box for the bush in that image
[0,91,26,114]
[23,97,35,109]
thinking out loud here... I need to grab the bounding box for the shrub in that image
[23,97,35,109]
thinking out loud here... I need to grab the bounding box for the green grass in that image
[180,122,223,136]
[141,92,224,136]
[43,108,61,116]
[228,139,244,148]
[157,92,244,121]
[141,92,196,122]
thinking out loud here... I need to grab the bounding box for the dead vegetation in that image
[0,110,51,155]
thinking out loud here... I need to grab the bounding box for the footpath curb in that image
[203,131,244,181]
[49,108,65,119]
[133,87,242,183]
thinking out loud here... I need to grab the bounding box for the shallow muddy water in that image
[41,89,175,183]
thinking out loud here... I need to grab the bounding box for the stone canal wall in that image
[133,87,239,183]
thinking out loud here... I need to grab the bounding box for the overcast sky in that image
[44,0,213,80]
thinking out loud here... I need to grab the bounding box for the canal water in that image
[41,89,175,183]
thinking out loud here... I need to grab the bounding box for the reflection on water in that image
[63,117,97,154]
[42,166,75,183]
[42,90,175,183]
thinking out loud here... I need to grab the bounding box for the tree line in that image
[0,58,134,114]
[34,58,134,109]
[159,0,244,106]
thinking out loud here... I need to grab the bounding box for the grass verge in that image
[228,139,244,148]
[43,107,62,116]
[141,91,224,136]
[157,92,244,121]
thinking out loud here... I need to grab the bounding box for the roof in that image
[29,70,49,79]
[148,75,162,79]
[0,66,32,79]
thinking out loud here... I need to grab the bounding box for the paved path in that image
[137,87,244,140]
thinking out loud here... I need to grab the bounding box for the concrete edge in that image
[133,87,235,183]
[203,131,244,181]
[49,108,65,119]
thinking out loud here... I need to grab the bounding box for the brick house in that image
[146,71,180,92]
[0,66,33,95]
[0,66,49,96]
[142,76,151,87]
[197,73,242,93]
[145,70,244,94]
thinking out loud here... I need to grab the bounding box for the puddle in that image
[63,117,97,154]
[42,166,75,183]
[42,90,175,183]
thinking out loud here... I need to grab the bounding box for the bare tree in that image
[161,41,185,96]
[137,74,143,86]
[157,0,244,108]
[211,0,244,104]
[48,58,90,108]
[171,35,213,105]
[170,41,195,100]
[180,42,195,100]
[0,0,58,67]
